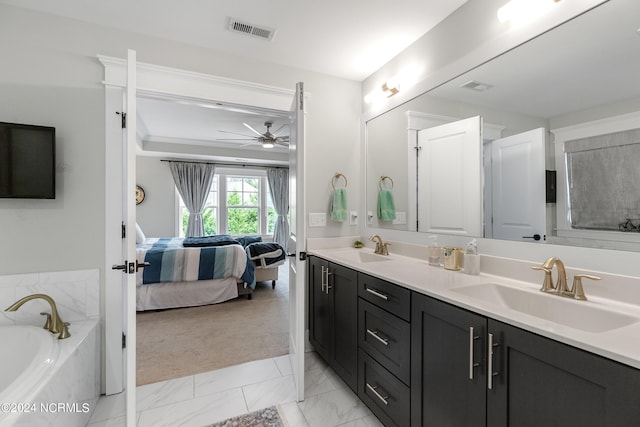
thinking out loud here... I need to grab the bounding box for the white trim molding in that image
[97,55,295,111]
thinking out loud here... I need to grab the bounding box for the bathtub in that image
[0,319,100,427]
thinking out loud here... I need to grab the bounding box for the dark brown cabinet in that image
[412,292,640,427]
[308,256,358,391]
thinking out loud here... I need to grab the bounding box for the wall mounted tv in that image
[0,121,56,199]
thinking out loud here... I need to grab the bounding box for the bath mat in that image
[207,405,284,427]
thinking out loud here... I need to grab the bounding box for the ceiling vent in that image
[227,17,275,41]
[460,80,494,92]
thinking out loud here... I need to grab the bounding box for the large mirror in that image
[366,0,640,250]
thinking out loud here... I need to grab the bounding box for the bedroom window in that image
[226,176,260,234]
[178,171,275,236]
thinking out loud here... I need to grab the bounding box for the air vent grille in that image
[460,80,494,92]
[227,17,275,41]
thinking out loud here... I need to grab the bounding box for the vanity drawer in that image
[359,299,411,384]
[358,349,410,427]
[358,273,411,321]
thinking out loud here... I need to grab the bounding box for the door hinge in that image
[116,111,127,129]
[121,222,126,239]
[299,251,307,261]
[122,332,126,349]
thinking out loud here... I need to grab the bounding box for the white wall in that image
[0,3,361,281]
[135,157,176,237]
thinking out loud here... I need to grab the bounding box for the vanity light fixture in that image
[497,0,560,24]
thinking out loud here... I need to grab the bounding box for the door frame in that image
[100,55,301,394]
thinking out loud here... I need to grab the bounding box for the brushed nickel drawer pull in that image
[488,333,500,390]
[366,383,389,405]
[469,326,479,380]
[366,329,390,346]
[365,287,389,301]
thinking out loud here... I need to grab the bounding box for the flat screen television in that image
[0,121,56,199]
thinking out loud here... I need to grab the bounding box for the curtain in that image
[267,167,289,249]
[169,162,216,237]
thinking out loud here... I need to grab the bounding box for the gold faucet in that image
[532,258,601,301]
[369,234,390,255]
[540,256,569,294]
[5,294,70,339]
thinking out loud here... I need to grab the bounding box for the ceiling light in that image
[497,0,560,25]
[262,141,274,149]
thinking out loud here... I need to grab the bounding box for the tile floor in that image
[87,351,383,427]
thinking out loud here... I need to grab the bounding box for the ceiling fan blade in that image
[243,122,264,137]
[217,130,257,138]
[271,123,289,135]
[215,138,257,142]
[274,140,289,147]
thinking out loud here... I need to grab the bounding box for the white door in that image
[106,49,137,425]
[288,82,306,401]
[491,128,546,242]
[417,116,483,236]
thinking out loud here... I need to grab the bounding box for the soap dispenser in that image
[427,235,442,266]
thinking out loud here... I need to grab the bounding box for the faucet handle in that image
[531,266,554,292]
[40,312,52,330]
[569,274,601,301]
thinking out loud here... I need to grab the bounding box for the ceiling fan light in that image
[262,141,274,149]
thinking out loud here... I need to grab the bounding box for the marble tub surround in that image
[0,269,99,327]
[1,319,100,427]
[308,243,640,370]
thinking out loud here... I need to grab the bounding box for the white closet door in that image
[491,127,546,242]
[417,116,483,236]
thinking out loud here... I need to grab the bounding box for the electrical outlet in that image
[350,211,358,225]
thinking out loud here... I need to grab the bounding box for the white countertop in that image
[309,245,640,370]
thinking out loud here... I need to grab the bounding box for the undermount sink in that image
[332,249,392,263]
[452,283,638,333]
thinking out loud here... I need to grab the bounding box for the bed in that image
[135,234,285,311]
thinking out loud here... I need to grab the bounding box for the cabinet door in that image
[487,319,640,427]
[411,293,487,427]
[329,262,358,392]
[308,257,330,361]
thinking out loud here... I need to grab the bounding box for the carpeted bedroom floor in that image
[136,262,290,386]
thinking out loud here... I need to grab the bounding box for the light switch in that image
[367,211,374,225]
[392,211,407,225]
[309,212,326,227]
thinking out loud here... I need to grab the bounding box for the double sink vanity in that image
[307,240,640,426]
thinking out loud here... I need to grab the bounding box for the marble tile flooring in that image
[87,351,383,427]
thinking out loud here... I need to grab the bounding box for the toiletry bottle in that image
[427,235,442,266]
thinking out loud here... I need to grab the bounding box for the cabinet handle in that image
[487,333,500,390]
[469,327,479,380]
[320,266,326,293]
[366,329,390,346]
[326,271,333,294]
[365,287,389,301]
[366,383,389,405]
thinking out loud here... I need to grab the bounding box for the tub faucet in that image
[369,234,390,255]
[5,294,70,339]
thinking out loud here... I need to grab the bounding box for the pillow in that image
[135,223,146,244]
[236,235,262,248]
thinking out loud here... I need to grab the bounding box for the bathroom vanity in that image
[307,246,640,427]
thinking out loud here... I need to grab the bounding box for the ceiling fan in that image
[217,121,289,148]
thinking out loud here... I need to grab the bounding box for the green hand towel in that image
[330,188,348,222]
[378,188,396,221]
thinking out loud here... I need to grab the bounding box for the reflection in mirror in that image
[366,0,640,250]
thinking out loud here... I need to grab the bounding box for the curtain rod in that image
[160,159,288,169]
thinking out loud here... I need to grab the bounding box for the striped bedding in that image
[136,237,255,288]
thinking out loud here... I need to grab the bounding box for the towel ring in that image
[332,173,348,189]
[379,175,394,190]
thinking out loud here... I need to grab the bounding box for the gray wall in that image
[135,157,176,238]
[0,3,361,278]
